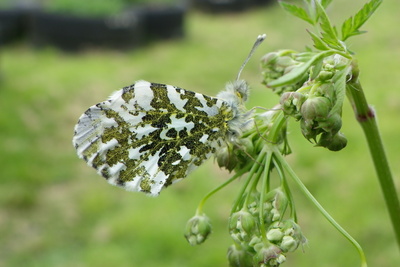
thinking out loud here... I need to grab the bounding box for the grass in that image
[0,0,399,266]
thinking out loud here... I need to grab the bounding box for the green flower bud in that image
[215,143,237,172]
[229,210,257,236]
[184,214,212,245]
[280,236,298,252]
[249,236,263,248]
[280,92,306,118]
[318,112,342,135]
[270,220,306,253]
[318,132,347,151]
[300,96,331,121]
[270,208,281,222]
[266,228,284,243]
[253,244,284,267]
[316,83,334,100]
[300,118,319,141]
[317,70,334,81]
[261,52,279,66]
[268,254,286,267]
[227,245,254,267]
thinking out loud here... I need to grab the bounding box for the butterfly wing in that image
[73,80,232,195]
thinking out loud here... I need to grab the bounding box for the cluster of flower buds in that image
[227,189,306,267]
[262,51,349,151]
[261,50,309,95]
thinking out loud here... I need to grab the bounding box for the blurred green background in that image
[1,0,399,266]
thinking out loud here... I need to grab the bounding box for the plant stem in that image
[347,76,400,249]
[274,148,367,267]
[196,163,252,215]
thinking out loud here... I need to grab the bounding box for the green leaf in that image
[268,51,334,87]
[320,0,333,8]
[307,30,330,51]
[341,0,383,41]
[279,1,314,24]
[329,66,351,116]
[315,1,343,50]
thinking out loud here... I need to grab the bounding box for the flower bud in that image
[316,83,334,99]
[253,244,284,267]
[318,132,347,151]
[215,143,237,172]
[229,210,257,236]
[280,92,306,118]
[184,214,212,245]
[300,118,319,141]
[227,245,253,267]
[271,220,306,253]
[261,52,279,66]
[300,96,331,121]
[317,70,334,81]
[270,208,281,222]
[266,228,284,243]
[280,236,298,252]
[318,112,342,135]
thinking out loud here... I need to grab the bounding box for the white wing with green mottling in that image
[73,80,233,196]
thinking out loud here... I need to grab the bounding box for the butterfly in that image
[72,34,266,196]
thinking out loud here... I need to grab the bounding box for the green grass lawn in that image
[1,0,399,266]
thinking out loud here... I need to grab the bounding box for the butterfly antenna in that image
[236,34,266,81]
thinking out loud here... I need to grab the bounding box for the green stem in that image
[347,78,400,249]
[259,151,273,243]
[274,148,367,267]
[196,163,252,215]
[231,152,266,214]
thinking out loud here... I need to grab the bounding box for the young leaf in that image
[329,65,351,116]
[341,0,383,41]
[279,1,315,24]
[321,0,333,8]
[315,1,344,51]
[307,30,330,51]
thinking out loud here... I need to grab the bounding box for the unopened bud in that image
[266,228,284,243]
[261,52,279,66]
[317,70,334,81]
[229,210,257,236]
[227,245,253,267]
[184,214,212,245]
[316,83,334,99]
[216,144,237,172]
[318,132,347,151]
[300,96,331,121]
[318,112,342,134]
[280,92,306,118]
[253,244,284,267]
[280,236,298,252]
[300,118,319,141]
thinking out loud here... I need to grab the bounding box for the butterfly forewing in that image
[73,80,233,195]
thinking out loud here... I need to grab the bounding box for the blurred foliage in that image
[0,0,399,266]
[44,0,180,16]
[45,0,127,16]
[0,0,179,16]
